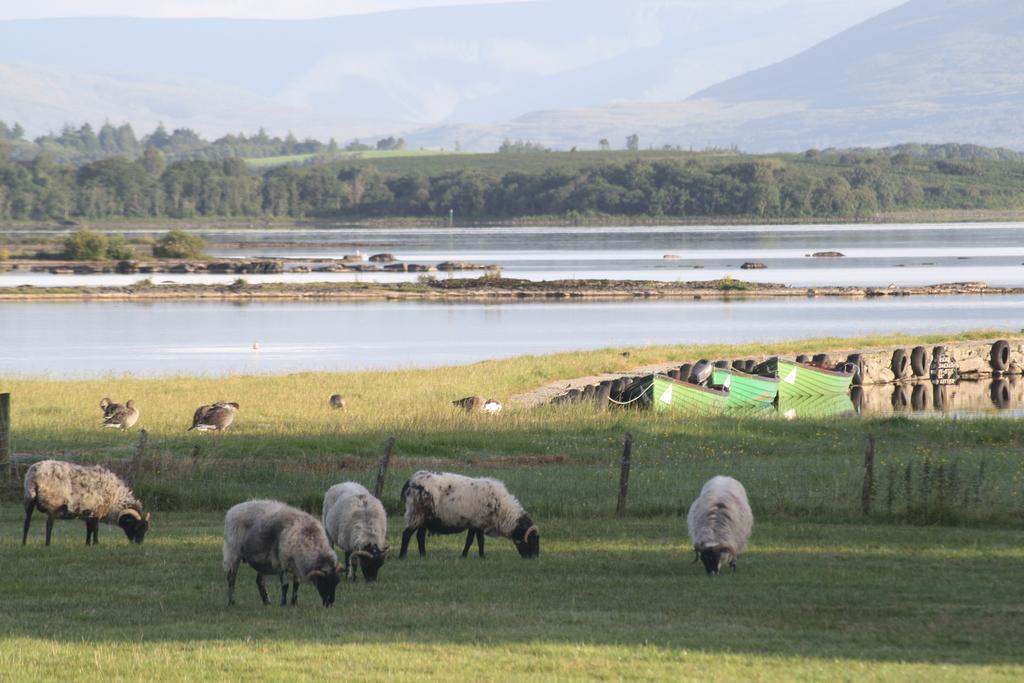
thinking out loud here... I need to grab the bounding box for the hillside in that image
[0,1,899,136]
[412,0,1024,151]
[0,63,404,142]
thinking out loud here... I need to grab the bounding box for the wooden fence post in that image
[861,434,875,515]
[374,437,395,499]
[0,393,10,481]
[616,433,633,517]
[128,429,148,487]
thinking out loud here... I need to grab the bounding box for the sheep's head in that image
[512,516,540,558]
[695,546,731,575]
[307,561,341,606]
[118,508,151,544]
[351,543,389,582]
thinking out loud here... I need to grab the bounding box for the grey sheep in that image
[223,499,341,607]
[687,475,754,575]
[399,470,539,560]
[22,459,150,546]
[322,482,389,582]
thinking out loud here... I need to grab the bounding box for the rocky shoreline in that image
[0,277,1019,302]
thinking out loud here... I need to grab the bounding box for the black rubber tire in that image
[911,384,928,412]
[931,346,946,377]
[667,369,680,380]
[678,364,692,381]
[846,353,864,386]
[567,389,582,403]
[795,354,809,364]
[610,379,625,397]
[991,379,1011,409]
[714,360,730,369]
[743,359,757,373]
[910,346,927,376]
[594,383,612,408]
[732,359,746,371]
[990,340,1010,372]
[891,349,909,377]
[581,385,595,400]
[850,386,865,414]
[890,385,910,411]
[812,353,830,367]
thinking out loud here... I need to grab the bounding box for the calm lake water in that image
[4,222,1024,287]
[2,295,1022,377]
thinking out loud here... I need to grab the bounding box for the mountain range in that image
[1,0,1022,152]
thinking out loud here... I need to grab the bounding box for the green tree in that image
[598,139,610,151]
[105,235,135,260]
[153,229,207,259]
[63,229,109,260]
[625,134,639,152]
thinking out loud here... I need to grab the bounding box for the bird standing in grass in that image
[329,394,347,410]
[103,400,139,431]
[188,402,239,432]
[99,397,122,420]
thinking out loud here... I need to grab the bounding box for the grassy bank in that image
[2,331,1022,525]
[2,511,1022,681]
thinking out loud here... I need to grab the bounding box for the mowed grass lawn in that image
[2,508,1023,682]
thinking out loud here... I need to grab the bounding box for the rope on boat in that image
[606,382,652,406]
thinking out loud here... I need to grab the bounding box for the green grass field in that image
[3,511,1023,681]
[2,331,1023,680]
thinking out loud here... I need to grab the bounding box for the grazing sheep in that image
[188,402,239,432]
[223,499,340,607]
[322,482,389,582]
[687,476,753,575]
[22,459,150,546]
[329,394,347,410]
[399,470,539,560]
[103,399,139,430]
[99,397,121,420]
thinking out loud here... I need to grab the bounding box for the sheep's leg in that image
[86,518,99,546]
[226,566,238,606]
[255,573,270,606]
[291,577,299,605]
[476,530,485,558]
[44,514,54,546]
[416,527,427,557]
[730,559,737,573]
[21,500,34,546]
[279,573,289,606]
[461,530,475,558]
[399,528,415,557]
[349,553,359,582]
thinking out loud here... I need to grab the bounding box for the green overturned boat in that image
[778,393,856,419]
[621,374,729,414]
[753,357,855,399]
[711,366,779,408]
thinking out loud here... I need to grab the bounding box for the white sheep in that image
[398,470,539,559]
[322,482,389,582]
[222,499,341,607]
[22,459,151,546]
[686,475,753,575]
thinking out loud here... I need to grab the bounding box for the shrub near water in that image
[152,229,207,259]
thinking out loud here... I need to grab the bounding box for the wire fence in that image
[6,432,1020,527]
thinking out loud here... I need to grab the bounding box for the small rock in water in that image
[811,251,845,257]
[740,262,767,269]
[663,254,680,260]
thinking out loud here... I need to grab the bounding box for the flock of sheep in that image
[20,454,753,607]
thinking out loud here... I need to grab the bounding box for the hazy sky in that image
[0,0,529,20]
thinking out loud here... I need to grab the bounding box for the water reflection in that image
[853,379,1024,418]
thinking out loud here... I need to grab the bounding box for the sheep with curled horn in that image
[103,400,139,431]
[223,499,341,607]
[22,460,150,546]
[399,470,539,560]
[687,475,753,575]
[188,401,239,432]
[322,482,389,582]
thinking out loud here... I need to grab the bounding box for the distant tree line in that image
[0,120,411,166]
[3,144,1024,222]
